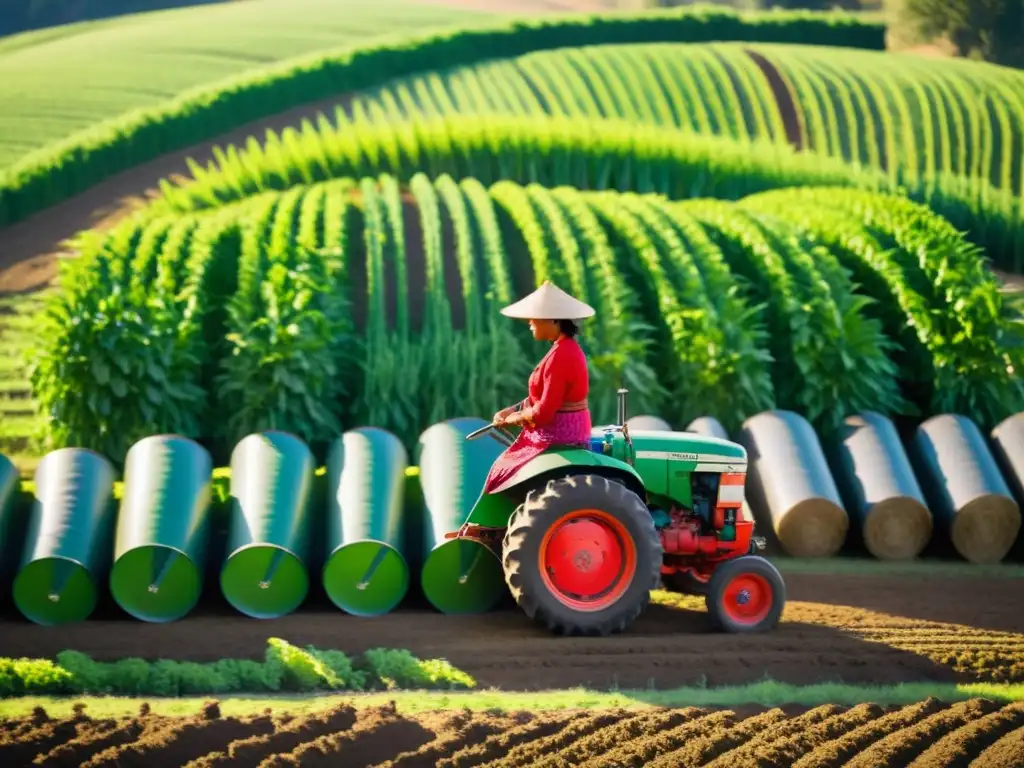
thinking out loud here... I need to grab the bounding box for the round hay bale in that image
[910,414,1021,564]
[991,412,1024,505]
[685,416,729,440]
[626,415,672,431]
[830,412,932,560]
[736,410,849,558]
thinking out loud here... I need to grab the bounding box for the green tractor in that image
[451,389,785,636]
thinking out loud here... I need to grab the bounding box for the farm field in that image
[346,40,1024,195]
[3,697,1024,767]
[1,3,1024,762]
[0,0,499,170]
[2,573,1023,689]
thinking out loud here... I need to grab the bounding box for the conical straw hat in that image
[500,280,595,320]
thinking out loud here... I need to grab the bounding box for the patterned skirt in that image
[482,408,593,495]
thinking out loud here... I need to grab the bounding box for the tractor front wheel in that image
[705,556,785,633]
[502,475,661,636]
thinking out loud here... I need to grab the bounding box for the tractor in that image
[452,388,786,636]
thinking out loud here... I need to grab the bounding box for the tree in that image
[899,0,1024,67]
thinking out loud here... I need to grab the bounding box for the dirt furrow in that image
[187,705,359,767]
[968,724,1024,767]
[646,709,789,767]
[0,716,90,765]
[34,716,158,766]
[736,702,884,767]
[379,711,520,768]
[437,712,575,768]
[791,698,947,768]
[261,705,435,768]
[907,702,1024,768]
[701,705,845,768]
[81,703,274,767]
[579,710,733,767]
[480,711,631,768]
[843,698,1001,768]
[531,709,698,767]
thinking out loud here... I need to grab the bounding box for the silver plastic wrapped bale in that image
[685,416,729,440]
[991,412,1024,506]
[737,410,849,557]
[626,415,672,431]
[910,414,1021,564]
[831,412,932,560]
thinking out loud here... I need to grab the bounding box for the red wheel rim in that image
[721,572,773,625]
[538,509,637,612]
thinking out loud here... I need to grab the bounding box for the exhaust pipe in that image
[617,388,629,425]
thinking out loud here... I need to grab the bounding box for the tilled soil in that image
[3,699,1023,768]
[1,573,1021,689]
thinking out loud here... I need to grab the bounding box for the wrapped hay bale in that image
[830,412,932,560]
[737,410,849,557]
[909,414,1021,564]
[685,416,729,440]
[626,415,672,431]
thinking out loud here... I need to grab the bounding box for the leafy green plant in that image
[0,642,475,697]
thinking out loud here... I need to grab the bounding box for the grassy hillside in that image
[0,5,883,228]
[343,41,1024,196]
[0,0,494,168]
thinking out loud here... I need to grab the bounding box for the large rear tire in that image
[705,555,785,633]
[502,474,661,636]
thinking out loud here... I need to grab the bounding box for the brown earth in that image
[3,699,1024,767]
[1,573,1023,690]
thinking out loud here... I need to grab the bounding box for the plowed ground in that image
[2,573,1022,688]
[3,699,1024,767]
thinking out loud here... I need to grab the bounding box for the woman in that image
[482,281,595,495]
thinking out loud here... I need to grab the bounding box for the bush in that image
[0,640,476,697]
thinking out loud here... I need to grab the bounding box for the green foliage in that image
[0,657,73,696]
[340,40,1024,200]
[361,648,476,690]
[0,641,475,698]
[0,5,884,229]
[32,176,1023,455]
[150,113,1024,273]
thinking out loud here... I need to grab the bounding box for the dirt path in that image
[1,573,1022,689]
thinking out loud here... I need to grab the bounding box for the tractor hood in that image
[627,430,747,472]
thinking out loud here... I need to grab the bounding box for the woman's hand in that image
[492,405,516,426]
[504,410,535,428]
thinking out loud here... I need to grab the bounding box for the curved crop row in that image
[149,113,1024,273]
[27,176,1023,464]
[0,4,883,229]
[350,41,1024,198]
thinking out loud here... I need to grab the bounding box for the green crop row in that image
[0,4,883,229]
[0,640,475,697]
[149,112,1024,273]
[26,175,1024,466]
[346,41,1024,198]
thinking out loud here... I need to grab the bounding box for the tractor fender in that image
[491,448,644,499]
